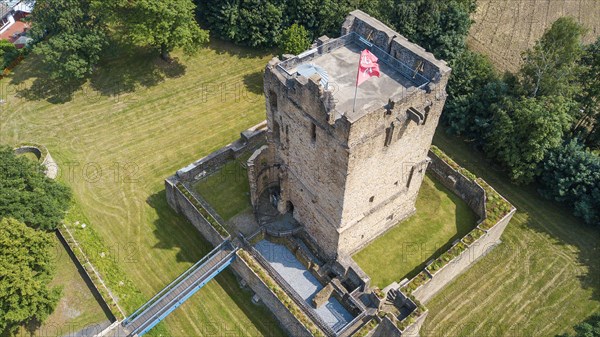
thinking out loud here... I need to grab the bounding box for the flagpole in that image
[353,52,361,113]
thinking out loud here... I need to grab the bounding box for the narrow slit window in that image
[311,123,317,143]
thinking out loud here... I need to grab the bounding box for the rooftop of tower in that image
[274,11,451,122]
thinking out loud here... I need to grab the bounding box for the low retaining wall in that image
[233,253,317,337]
[427,150,486,220]
[401,148,516,304]
[412,210,516,304]
[166,179,228,247]
[175,122,267,181]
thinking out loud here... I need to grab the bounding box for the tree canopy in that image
[559,314,600,337]
[0,218,61,336]
[0,146,71,230]
[114,0,209,60]
[520,17,586,98]
[30,0,209,80]
[485,96,574,184]
[31,0,108,81]
[279,23,311,55]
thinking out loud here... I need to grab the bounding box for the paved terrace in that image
[255,240,354,332]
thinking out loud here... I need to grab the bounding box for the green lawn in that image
[421,131,600,337]
[27,235,112,337]
[194,158,252,221]
[0,40,284,336]
[353,174,478,289]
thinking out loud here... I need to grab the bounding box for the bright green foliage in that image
[559,314,600,337]
[0,146,71,230]
[0,40,20,69]
[520,17,586,98]
[279,23,311,55]
[31,0,108,81]
[443,49,503,139]
[0,218,61,336]
[485,96,575,184]
[384,0,476,60]
[114,0,209,60]
[540,141,600,226]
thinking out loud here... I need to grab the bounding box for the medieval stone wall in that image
[231,256,315,337]
[411,208,515,303]
[428,151,486,220]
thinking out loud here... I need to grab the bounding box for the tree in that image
[0,218,61,335]
[385,0,476,60]
[31,0,108,81]
[539,141,600,226]
[574,37,600,149]
[520,17,586,98]
[114,0,209,60]
[198,0,283,47]
[443,49,500,139]
[485,96,575,184]
[0,146,71,230]
[0,39,19,69]
[558,313,600,337]
[279,23,311,55]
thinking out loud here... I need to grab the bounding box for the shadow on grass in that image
[9,40,186,104]
[243,71,264,95]
[402,176,479,281]
[145,189,284,336]
[433,129,600,302]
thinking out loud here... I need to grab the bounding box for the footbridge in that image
[120,240,238,337]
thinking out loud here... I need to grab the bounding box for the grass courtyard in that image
[0,40,284,336]
[422,131,600,337]
[194,157,253,221]
[353,174,478,288]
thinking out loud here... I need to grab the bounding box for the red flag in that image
[356,49,380,86]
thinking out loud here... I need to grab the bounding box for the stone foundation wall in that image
[165,179,227,247]
[247,145,281,209]
[427,151,486,220]
[232,255,315,337]
[412,208,515,303]
[175,122,267,182]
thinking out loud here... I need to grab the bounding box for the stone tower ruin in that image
[248,10,451,259]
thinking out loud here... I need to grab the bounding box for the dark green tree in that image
[520,17,586,98]
[31,0,108,81]
[199,0,283,47]
[0,217,61,336]
[114,0,209,60]
[540,141,600,226]
[279,23,311,55]
[385,0,476,60]
[574,37,600,149]
[485,96,575,184]
[443,49,501,138]
[558,313,600,337]
[0,146,71,230]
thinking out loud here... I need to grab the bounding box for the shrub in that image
[279,23,311,55]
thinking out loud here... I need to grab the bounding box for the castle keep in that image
[249,11,451,259]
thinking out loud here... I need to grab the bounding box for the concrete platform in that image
[290,42,418,121]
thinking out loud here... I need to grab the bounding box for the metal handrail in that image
[128,248,238,336]
[123,241,232,325]
[249,247,336,336]
[276,32,431,88]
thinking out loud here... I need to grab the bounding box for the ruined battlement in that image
[260,10,451,259]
